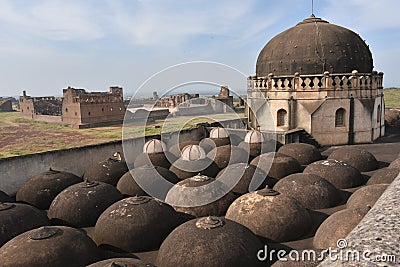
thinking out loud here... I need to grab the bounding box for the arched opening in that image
[335,108,345,127]
[277,109,287,126]
[377,104,381,123]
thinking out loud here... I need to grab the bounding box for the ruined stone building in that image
[0,98,14,112]
[247,15,385,146]
[19,87,125,128]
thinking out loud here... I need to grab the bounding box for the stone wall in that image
[0,127,204,195]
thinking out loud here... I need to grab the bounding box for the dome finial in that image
[311,0,314,16]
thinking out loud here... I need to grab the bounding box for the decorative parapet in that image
[247,71,384,93]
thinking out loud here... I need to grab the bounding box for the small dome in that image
[166,175,235,217]
[278,143,322,165]
[168,140,200,158]
[226,188,312,242]
[273,173,342,209]
[0,226,101,267]
[250,152,301,179]
[156,216,264,267]
[209,127,229,139]
[93,196,180,252]
[16,169,82,210]
[367,167,399,185]
[181,145,206,161]
[388,157,400,169]
[0,203,50,247]
[48,181,123,227]
[117,166,179,199]
[244,130,264,143]
[313,207,370,249]
[143,139,167,154]
[346,184,388,209]
[304,159,364,189]
[83,152,128,186]
[256,15,373,76]
[216,163,275,195]
[87,258,155,267]
[328,147,378,172]
[207,145,249,169]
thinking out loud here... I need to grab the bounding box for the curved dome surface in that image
[256,15,373,76]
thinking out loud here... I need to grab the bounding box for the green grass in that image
[384,88,400,108]
[0,111,245,158]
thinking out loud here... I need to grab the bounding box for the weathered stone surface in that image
[388,157,400,169]
[117,166,179,199]
[134,152,177,170]
[304,159,363,189]
[250,152,301,179]
[367,167,399,185]
[156,216,264,267]
[313,207,370,249]
[16,169,82,210]
[238,140,276,160]
[328,147,378,172]
[0,203,50,247]
[216,163,275,195]
[94,196,180,252]
[273,173,342,209]
[0,226,101,267]
[207,145,249,169]
[83,152,128,186]
[166,175,235,217]
[346,184,388,209]
[278,143,322,165]
[226,188,312,242]
[48,181,123,227]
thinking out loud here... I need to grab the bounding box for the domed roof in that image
[143,139,167,154]
[244,130,264,143]
[181,145,206,161]
[209,127,229,139]
[256,15,373,76]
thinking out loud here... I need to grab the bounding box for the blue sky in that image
[1,0,399,97]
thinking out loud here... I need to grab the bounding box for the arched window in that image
[277,109,287,126]
[335,108,345,127]
[377,104,381,123]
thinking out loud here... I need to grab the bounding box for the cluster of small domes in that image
[0,128,397,266]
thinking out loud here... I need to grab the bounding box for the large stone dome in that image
[256,15,373,76]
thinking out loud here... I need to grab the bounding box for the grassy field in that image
[0,111,243,158]
[384,88,400,108]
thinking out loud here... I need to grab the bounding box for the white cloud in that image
[105,0,278,46]
[321,0,400,32]
[0,0,104,41]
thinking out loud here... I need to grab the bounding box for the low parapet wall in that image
[0,127,203,195]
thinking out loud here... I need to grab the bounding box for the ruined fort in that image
[19,87,126,128]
